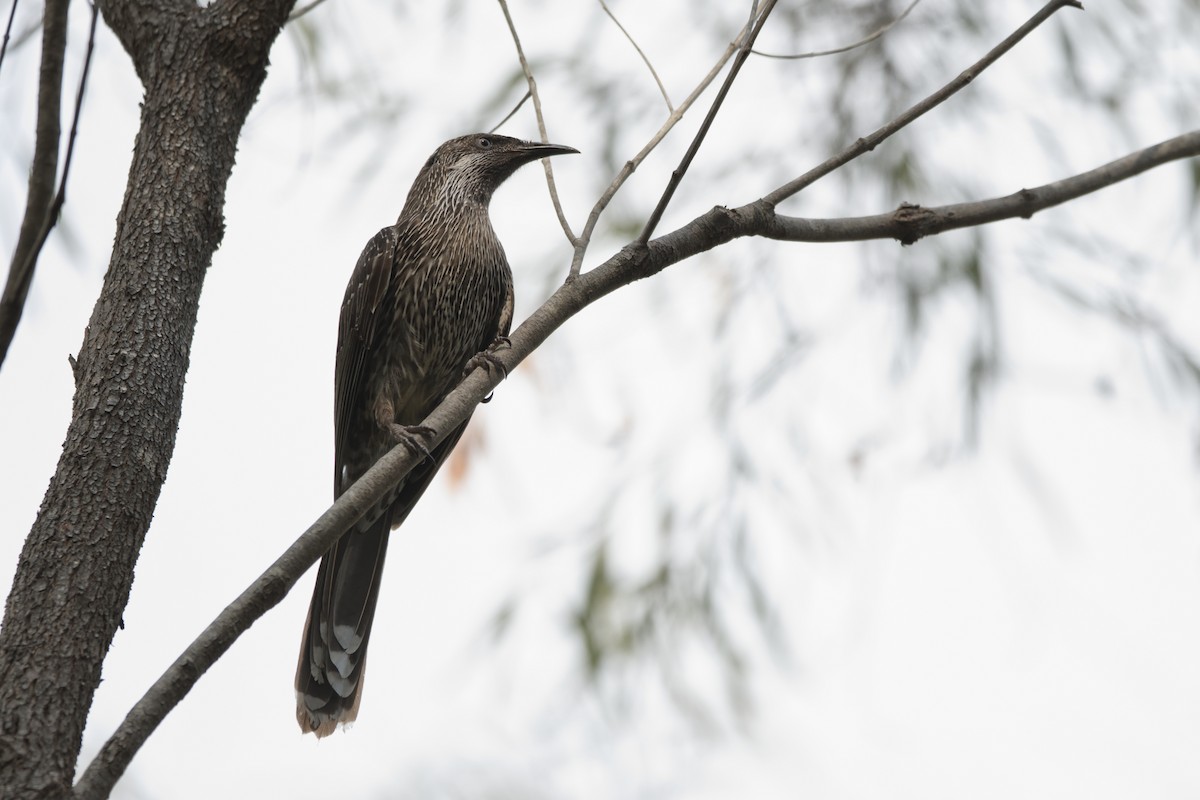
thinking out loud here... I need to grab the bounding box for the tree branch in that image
[0,0,69,370]
[755,130,1200,245]
[763,0,1084,208]
[76,120,1197,794]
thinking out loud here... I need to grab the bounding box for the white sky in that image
[2,2,1199,798]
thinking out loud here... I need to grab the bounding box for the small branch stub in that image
[893,202,936,245]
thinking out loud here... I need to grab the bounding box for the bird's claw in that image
[387,423,435,462]
[463,337,511,380]
[465,351,508,379]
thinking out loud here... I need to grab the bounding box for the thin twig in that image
[489,90,532,134]
[288,0,330,22]
[764,0,1084,207]
[599,0,672,111]
[0,0,18,79]
[567,7,758,278]
[497,0,578,244]
[637,0,778,245]
[753,0,922,60]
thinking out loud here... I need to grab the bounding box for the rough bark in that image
[0,1,294,797]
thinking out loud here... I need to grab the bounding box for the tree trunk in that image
[0,2,293,797]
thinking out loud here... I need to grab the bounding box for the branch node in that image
[1018,187,1038,218]
[893,201,934,245]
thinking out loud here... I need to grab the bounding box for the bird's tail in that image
[294,509,391,738]
[294,417,471,736]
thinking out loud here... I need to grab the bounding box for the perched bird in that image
[296,134,577,737]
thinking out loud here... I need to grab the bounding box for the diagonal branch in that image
[0,0,69,370]
[764,0,1084,208]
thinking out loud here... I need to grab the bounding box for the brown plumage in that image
[296,134,577,737]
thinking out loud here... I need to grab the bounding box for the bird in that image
[295,133,577,737]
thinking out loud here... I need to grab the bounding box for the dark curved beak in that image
[518,141,580,159]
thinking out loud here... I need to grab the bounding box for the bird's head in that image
[404,133,578,211]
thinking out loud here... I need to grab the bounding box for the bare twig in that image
[288,0,330,22]
[753,0,922,60]
[497,0,578,244]
[567,8,758,278]
[0,0,18,79]
[637,0,778,245]
[764,0,1084,207]
[0,0,69,370]
[489,90,532,134]
[599,0,672,111]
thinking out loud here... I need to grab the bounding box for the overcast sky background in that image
[2,1,1200,798]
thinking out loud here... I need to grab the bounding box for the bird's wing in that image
[333,226,400,496]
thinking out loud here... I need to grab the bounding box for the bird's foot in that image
[387,423,435,462]
[463,336,512,380]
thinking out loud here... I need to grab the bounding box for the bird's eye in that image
[476,136,492,149]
